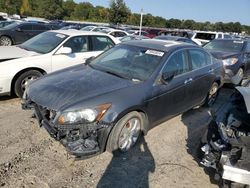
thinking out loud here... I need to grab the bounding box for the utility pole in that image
[139,8,143,36]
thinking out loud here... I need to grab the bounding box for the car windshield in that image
[204,40,244,53]
[19,32,68,54]
[89,45,164,81]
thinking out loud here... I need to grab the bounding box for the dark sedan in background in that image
[22,40,224,158]
[0,22,50,46]
[204,39,250,85]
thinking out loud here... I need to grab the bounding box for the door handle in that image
[184,78,193,84]
[208,68,214,73]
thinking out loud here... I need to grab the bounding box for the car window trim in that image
[89,35,115,51]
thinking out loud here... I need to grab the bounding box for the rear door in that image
[147,49,193,125]
[187,49,215,106]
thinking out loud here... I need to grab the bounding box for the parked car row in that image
[0,23,249,187]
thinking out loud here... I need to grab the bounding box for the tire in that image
[0,36,12,46]
[204,82,219,107]
[106,111,142,153]
[14,70,43,98]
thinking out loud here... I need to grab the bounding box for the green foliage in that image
[109,0,131,24]
[62,0,76,18]
[71,2,93,20]
[0,0,249,34]
[20,0,32,16]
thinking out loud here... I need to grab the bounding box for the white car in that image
[191,31,232,45]
[81,26,111,32]
[100,29,129,39]
[0,30,120,97]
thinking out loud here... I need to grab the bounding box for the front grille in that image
[36,105,57,123]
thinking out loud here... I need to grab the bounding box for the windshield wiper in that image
[104,70,131,80]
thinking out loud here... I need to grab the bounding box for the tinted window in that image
[218,34,222,39]
[204,40,244,53]
[163,50,189,76]
[115,32,126,37]
[189,49,208,70]
[195,33,216,40]
[33,24,48,31]
[63,36,89,53]
[19,24,32,30]
[91,36,114,51]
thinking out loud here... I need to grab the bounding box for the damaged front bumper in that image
[22,99,112,158]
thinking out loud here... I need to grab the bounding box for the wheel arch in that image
[0,35,14,45]
[11,67,47,95]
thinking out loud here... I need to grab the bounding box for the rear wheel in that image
[205,82,219,107]
[106,111,142,153]
[0,36,12,46]
[14,70,43,98]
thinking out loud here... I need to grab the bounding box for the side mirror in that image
[56,47,72,55]
[161,71,175,85]
[85,56,95,64]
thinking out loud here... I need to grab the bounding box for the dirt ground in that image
[0,88,233,188]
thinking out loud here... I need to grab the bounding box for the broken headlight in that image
[57,103,111,125]
[222,58,238,66]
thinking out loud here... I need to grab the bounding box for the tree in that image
[166,18,182,29]
[72,2,93,20]
[109,0,130,24]
[36,0,64,20]
[62,0,76,18]
[20,0,32,16]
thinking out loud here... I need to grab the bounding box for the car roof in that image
[48,29,114,37]
[155,35,188,40]
[122,39,196,52]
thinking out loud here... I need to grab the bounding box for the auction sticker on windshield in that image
[145,50,164,57]
[56,34,66,38]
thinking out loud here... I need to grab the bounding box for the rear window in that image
[195,33,216,40]
[204,40,244,53]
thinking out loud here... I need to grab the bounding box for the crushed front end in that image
[22,96,113,158]
[200,87,250,186]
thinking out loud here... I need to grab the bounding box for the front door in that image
[51,35,99,71]
[146,49,193,125]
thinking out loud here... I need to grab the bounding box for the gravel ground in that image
[0,88,233,188]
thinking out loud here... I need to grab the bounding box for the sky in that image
[75,0,250,26]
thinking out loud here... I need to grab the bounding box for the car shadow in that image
[0,95,17,101]
[97,136,155,188]
[180,87,233,185]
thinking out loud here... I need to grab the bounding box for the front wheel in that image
[14,70,43,98]
[0,36,12,46]
[204,82,219,107]
[106,111,142,153]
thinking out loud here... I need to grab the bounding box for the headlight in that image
[57,103,111,125]
[222,58,238,66]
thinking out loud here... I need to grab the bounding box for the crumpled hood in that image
[28,64,133,111]
[0,46,39,61]
[208,50,239,60]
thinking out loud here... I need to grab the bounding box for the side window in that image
[33,24,48,31]
[19,24,32,31]
[217,34,222,39]
[189,49,209,70]
[117,32,126,37]
[109,32,115,37]
[162,50,189,76]
[63,36,89,53]
[91,36,115,51]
